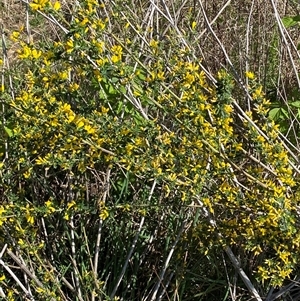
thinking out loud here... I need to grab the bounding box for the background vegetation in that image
[1,0,300,300]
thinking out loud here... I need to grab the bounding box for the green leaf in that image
[282,15,300,28]
[136,69,146,81]
[269,107,289,121]
[119,85,126,94]
[4,126,13,137]
[103,83,117,95]
[280,107,289,119]
[132,80,143,95]
[108,84,116,94]
[99,90,106,99]
[268,107,281,120]
[111,77,119,83]
[133,111,144,125]
[289,100,300,108]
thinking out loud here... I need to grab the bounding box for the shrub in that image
[0,1,300,300]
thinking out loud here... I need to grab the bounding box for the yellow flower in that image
[84,124,96,134]
[94,40,105,53]
[223,104,233,114]
[36,287,46,294]
[252,85,264,99]
[30,0,49,11]
[61,103,72,113]
[278,268,292,279]
[168,173,177,181]
[67,112,76,123]
[96,20,106,30]
[255,104,268,115]
[258,266,269,283]
[245,71,255,80]
[100,208,109,220]
[65,39,74,53]
[64,213,70,221]
[45,200,56,214]
[52,1,61,10]
[17,44,41,60]
[217,69,227,80]
[125,144,134,155]
[67,200,76,210]
[185,62,199,72]
[58,70,69,80]
[36,156,47,165]
[18,239,25,246]
[50,117,59,127]
[0,206,5,216]
[10,31,20,41]
[235,143,243,151]
[31,49,42,59]
[278,250,291,265]
[26,214,34,225]
[257,135,265,143]
[18,45,32,59]
[133,89,141,97]
[74,32,80,39]
[96,58,106,67]
[111,54,121,63]
[80,18,89,26]
[111,45,122,54]
[149,39,158,48]
[23,167,33,178]
[101,106,109,114]
[76,118,85,129]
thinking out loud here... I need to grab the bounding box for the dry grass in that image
[2,0,300,91]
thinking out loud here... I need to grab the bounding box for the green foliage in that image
[268,88,300,143]
[281,15,300,28]
[266,14,300,143]
[0,0,300,300]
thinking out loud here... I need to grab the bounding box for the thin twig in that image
[149,220,187,301]
[195,197,263,301]
[110,179,157,299]
[93,167,111,301]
